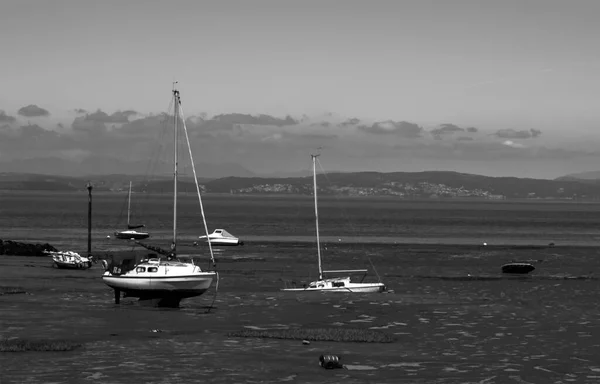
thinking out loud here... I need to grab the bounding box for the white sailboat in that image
[102,84,218,307]
[113,181,150,240]
[282,153,386,293]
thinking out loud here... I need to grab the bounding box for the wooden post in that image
[86,182,93,257]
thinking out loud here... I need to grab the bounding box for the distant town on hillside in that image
[3,170,600,200]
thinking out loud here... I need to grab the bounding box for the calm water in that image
[2,193,600,383]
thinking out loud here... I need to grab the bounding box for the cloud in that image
[456,136,474,141]
[0,111,17,123]
[74,108,87,114]
[18,104,50,117]
[211,113,297,127]
[494,128,542,139]
[85,109,137,124]
[466,127,478,133]
[430,123,466,139]
[358,120,423,138]
[71,116,109,134]
[338,117,361,127]
[391,138,591,162]
[0,124,72,157]
[502,140,525,148]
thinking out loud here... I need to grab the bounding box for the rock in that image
[302,340,310,345]
[0,239,58,256]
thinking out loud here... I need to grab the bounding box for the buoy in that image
[483,242,487,246]
[106,235,111,239]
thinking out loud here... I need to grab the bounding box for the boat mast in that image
[127,181,132,226]
[172,83,179,255]
[312,153,323,280]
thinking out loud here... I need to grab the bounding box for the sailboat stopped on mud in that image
[282,153,386,293]
[102,84,218,307]
[113,181,150,240]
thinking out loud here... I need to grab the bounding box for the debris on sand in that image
[0,286,27,296]
[0,338,82,352]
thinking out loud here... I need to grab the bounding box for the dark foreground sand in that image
[2,241,600,383]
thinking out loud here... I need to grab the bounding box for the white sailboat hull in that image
[114,230,150,240]
[103,273,215,296]
[282,282,386,293]
[102,258,216,300]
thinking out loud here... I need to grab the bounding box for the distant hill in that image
[556,170,600,181]
[3,170,600,199]
[202,171,600,199]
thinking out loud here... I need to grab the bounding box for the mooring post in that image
[86,181,93,257]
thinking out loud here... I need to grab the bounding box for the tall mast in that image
[127,181,132,226]
[172,83,179,255]
[312,153,322,280]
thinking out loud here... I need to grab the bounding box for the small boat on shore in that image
[281,153,386,293]
[501,262,535,274]
[198,229,243,246]
[102,84,218,307]
[114,181,150,240]
[47,251,94,269]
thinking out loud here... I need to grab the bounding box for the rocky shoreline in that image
[0,239,58,256]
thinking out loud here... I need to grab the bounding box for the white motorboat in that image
[102,84,218,307]
[47,250,94,270]
[199,229,244,246]
[281,153,386,293]
[114,181,150,240]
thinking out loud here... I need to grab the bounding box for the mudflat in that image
[1,193,600,383]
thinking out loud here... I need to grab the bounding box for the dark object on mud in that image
[0,286,27,296]
[0,338,82,352]
[501,262,535,274]
[0,239,58,256]
[319,354,344,369]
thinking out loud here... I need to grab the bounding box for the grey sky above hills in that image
[1,0,600,179]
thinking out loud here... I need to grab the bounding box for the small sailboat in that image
[102,84,218,307]
[282,153,386,293]
[113,181,150,240]
[199,229,244,246]
[46,250,94,269]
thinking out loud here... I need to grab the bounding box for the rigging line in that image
[315,156,377,275]
[178,97,219,314]
[205,271,219,314]
[178,102,216,268]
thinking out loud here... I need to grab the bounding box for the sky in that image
[1,0,600,179]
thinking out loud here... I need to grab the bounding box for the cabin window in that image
[332,281,345,287]
[147,267,158,272]
[136,267,146,273]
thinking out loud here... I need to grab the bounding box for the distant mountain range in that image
[3,170,600,200]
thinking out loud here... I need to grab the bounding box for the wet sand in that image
[2,241,600,383]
